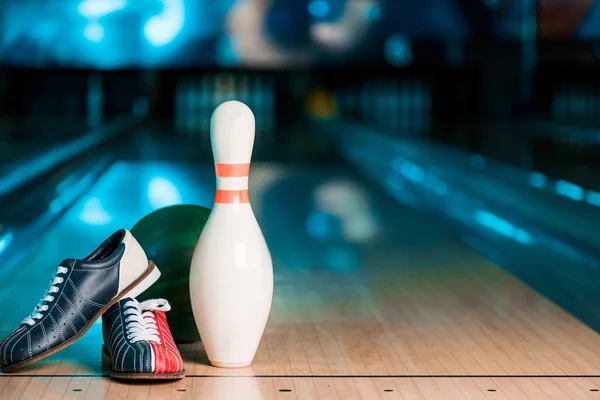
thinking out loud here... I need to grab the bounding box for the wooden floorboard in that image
[3,247,600,398]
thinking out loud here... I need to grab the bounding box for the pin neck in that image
[214,163,250,204]
[215,190,249,204]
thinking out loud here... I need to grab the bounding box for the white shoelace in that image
[23,266,69,326]
[124,298,171,344]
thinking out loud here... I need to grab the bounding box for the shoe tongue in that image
[120,297,136,307]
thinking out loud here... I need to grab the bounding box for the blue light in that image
[84,22,104,43]
[400,162,425,183]
[384,34,413,68]
[148,177,182,210]
[50,198,63,214]
[79,197,112,225]
[529,172,547,189]
[555,180,584,201]
[475,210,532,244]
[78,0,126,19]
[392,158,426,183]
[306,212,332,240]
[308,0,330,18]
[587,191,600,207]
[0,232,13,255]
[144,0,184,47]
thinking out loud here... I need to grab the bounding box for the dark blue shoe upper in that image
[102,298,153,374]
[0,230,127,369]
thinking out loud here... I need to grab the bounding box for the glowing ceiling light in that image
[144,0,184,47]
[309,0,330,18]
[84,21,104,43]
[78,0,126,19]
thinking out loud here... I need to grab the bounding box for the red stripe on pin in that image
[215,190,250,204]
[215,163,250,177]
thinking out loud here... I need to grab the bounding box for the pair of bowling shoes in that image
[0,229,185,379]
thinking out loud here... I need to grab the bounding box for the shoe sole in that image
[110,370,186,380]
[102,342,186,380]
[1,261,159,373]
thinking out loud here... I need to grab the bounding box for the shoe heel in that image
[127,262,161,299]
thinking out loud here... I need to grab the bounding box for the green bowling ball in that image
[131,204,211,343]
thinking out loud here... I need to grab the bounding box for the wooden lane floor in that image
[1,162,600,398]
[3,238,600,398]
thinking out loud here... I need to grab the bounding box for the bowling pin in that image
[87,73,103,128]
[423,82,431,134]
[186,79,195,134]
[175,79,183,133]
[189,100,274,368]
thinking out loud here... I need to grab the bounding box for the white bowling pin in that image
[189,100,273,368]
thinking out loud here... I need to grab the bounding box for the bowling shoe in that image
[0,229,161,372]
[102,297,185,379]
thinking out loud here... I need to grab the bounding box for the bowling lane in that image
[1,146,600,388]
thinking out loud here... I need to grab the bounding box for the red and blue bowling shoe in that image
[102,297,185,379]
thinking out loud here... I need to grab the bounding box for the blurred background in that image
[1,0,600,334]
